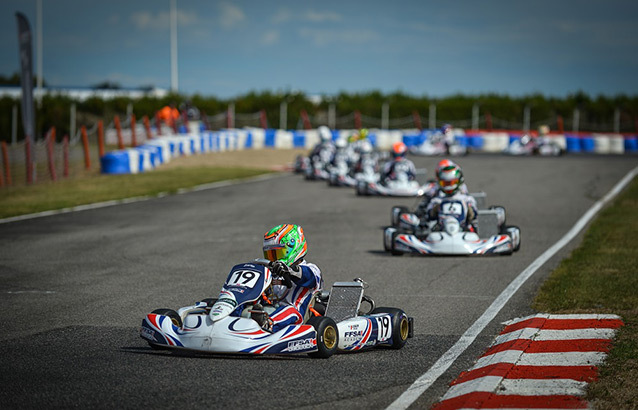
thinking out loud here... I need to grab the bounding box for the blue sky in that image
[1,0,637,99]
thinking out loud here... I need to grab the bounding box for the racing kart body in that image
[329,158,379,187]
[384,197,521,256]
[141,260,413,358]
[356,164,428,197]
[503,135,564,156]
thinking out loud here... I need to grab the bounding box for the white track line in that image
[387,166,638,410]
[0,173,283,225]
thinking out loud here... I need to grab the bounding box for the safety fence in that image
[1,117,637,185]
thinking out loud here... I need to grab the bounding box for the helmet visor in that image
[263,246,288,262]
[439,178,460,188]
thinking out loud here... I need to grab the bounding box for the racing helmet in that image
[360,139,373,154]
[335,137,347,149]
[359,128,369,140]
[263,224,307,266]
[435,159,457,178]
[392,141,407,159]
[438,165,464,196]
[441,124,453,135]
[318,126,332,143]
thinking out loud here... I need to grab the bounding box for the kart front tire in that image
[370,307,410,349]
[308,316,339,358]
[151,308,183,327]
[505,225,521,252]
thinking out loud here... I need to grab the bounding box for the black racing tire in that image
[307,316,339,358]
[391,206,410,226]
[390,230,403,256]
[356,180,368,196]
[151,308,183,327]
[370,307,410,350]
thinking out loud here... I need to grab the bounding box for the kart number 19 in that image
[376,315,391,342]
[227,270,260,288]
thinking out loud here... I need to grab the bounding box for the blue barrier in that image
[101,150,133,174]
[455,135,469,147]
[368,134,377,147]
[625,136,638,152]
[402,134,421,147]
[245,131,253,148]
[178,125,187,134]
[137,145,160,166]
[581,135,595,152]
[264,129,276,147]
[565,135,581,152]
[293,131,306,148]
[468,135,484,149]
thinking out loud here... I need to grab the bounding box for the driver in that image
[426,164,477,231]
[253,224,323,332]
[308,126,336,164]
[380,141,416,184]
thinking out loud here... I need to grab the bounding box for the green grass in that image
[0,166,271,219]
[532,177,638,409]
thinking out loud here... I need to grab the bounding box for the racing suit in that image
[380,158,416,183]
[264,260,323,333]
[426,191,478,232]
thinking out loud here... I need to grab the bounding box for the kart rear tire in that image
[307,316,339,358]
[356,180,368,196]
[151,308,183,327]
[370,307,410,350]
[391,206,409,226]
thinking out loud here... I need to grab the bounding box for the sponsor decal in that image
[287,338,315,352]
[344,330,365,338]
[140,326,155,340]
[217,298,237,307]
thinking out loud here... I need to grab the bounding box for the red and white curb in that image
[432,314,624,409]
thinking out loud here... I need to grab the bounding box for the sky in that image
[1,0,637,99]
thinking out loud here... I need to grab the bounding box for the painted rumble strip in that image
[386,166,638,410]
[431,314,623,409]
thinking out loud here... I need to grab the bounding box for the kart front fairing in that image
[140,262,319,355]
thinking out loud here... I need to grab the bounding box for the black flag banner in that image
[15,12,36,183]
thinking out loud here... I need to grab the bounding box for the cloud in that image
[299,28,378,46]
[218,2,246,29]
[260,30,280,46]
[130,9,200,30]
[271,8,343,25]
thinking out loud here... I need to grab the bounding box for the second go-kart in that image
[140,260,413,358]
[384,198,521,256]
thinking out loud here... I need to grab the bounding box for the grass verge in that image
[532,177,638,409]
[0,166,271,219]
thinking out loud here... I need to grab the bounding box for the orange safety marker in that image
[47,127,57,181]
[81,125,91,169]
[131,114,137,147]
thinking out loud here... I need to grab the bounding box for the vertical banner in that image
[16,12,36,183]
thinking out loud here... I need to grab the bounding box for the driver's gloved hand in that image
[271,261,302,287]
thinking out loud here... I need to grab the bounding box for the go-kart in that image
[140,259,413,358]
[409,136,468,157]
[356,166,429,197]
[503,135,564,156]
[329,158,379,187]
[384,198,521,256]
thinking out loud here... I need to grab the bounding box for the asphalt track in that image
[0,154,636,409]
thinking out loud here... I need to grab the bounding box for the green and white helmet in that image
[263,224,307,266]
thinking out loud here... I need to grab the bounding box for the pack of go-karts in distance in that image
[140,125,522,359]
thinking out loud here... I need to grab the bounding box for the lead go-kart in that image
[140,259,413,358]
[384,197,521,256]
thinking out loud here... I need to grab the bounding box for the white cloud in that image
[261,30,280,46]
[130,9,200,30]
[218,2,246,29]
[299,28,378,46]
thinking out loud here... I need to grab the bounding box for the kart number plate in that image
[376,315,392,342]
[227,270,260,288]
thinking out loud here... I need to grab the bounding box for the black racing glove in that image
[271,261,302,288]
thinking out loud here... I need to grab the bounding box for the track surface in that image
[1,154,636,409]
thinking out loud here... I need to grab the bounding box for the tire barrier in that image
[101,128,635,174]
